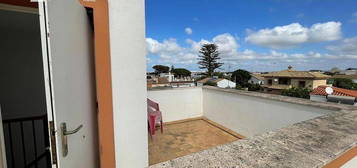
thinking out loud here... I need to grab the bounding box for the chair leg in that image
[148,122,153,139]
[160,120,163,133]
[149,115,156,135]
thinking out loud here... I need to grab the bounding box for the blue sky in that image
[145,0,357,72]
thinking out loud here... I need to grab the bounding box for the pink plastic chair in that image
[147,98,163,137]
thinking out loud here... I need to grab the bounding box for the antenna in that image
[325,87,333,95]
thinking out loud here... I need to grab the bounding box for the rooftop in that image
[262,66,330,79]
[151,109,357,168]
[251,73,265,80]
[311,85,357,98]
[197,77,224,83]
[332,74,357,79]
[148,86,357,168]
[148,118,241,165]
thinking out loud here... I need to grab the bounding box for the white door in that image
[39,1,98,167]
[0,106,7,168]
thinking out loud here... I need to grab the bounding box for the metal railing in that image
[3,115,51,168]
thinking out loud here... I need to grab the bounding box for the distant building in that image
[197,77,236,88]
[249,74,265,85]
[310,86,357,106]
[170,81,195,88]
[332,74,357,83]
[159,72,174,82]
[338,68,357,75]
[262,66,330,94]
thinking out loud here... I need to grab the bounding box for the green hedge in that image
[281,87,311,99]
[204,81,217,86]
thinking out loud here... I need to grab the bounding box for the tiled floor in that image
[148,119,240,165]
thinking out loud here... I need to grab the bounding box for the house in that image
[249,73,265,85]
[262,66,330,94]
[310,86,357,106]
[331,74,357,83]
[159,72,175,82]
[338,68,357,75]
[197,77,236,88]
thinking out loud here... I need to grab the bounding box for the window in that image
[299,81,306,88]
[268,79,272,85]
[278,78,290,85]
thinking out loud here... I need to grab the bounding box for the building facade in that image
[262,66,330,94]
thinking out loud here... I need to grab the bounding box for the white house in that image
[249,74,265,85]
[217,79,236,88]
[159,72,174,82]
[197,78,236,88]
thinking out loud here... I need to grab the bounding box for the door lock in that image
[61,123,83,157]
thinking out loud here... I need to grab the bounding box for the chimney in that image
[288,65,293,71]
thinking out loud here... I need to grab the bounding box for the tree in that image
[331,78,357,90]
[172,68,191,77]
[204,80,217,86]
[232,69,251,88]
[197,43,223,77]
[152,65,170,75]
[330,67,341,74]
[212,72,225,78]
[170,65,175,73]
[281,87,311,99]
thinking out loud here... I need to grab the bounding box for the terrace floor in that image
[148,119,242,165]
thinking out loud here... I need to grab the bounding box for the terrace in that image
[147,86,357,167]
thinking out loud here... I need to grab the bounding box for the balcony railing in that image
[3,115,51,168]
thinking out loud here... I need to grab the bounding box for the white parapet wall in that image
[148,87,203,122]
[202,88,335,137]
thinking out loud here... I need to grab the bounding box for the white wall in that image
[108,0,148,167]
[148,87,203,122]
[342,156,357,168]
[203,88,334,137]
[310,95,327,102]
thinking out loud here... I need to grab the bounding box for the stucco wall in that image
[203,88,334,137]
[312,79,328,89]
[148,87,203,122]
[108,0,148,167]
[310,95,328,102]
[290,79,313,89]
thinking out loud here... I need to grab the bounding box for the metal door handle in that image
[61,123,83,157]
[63,124,83,135]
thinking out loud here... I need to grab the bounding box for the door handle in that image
[61,123,83,157]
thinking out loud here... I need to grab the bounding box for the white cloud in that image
[296,13,304,18]
[185,27,193,35]
[245,22,342,49]
[350,12,357,23]
[326,37,357,58]
[146,33,357,70]
[146,38,196,64]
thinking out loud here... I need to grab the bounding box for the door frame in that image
[77,1,116,167]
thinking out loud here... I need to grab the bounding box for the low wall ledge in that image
[203,86,357,111]
[150,109,357,168]
[149,86,357,168]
